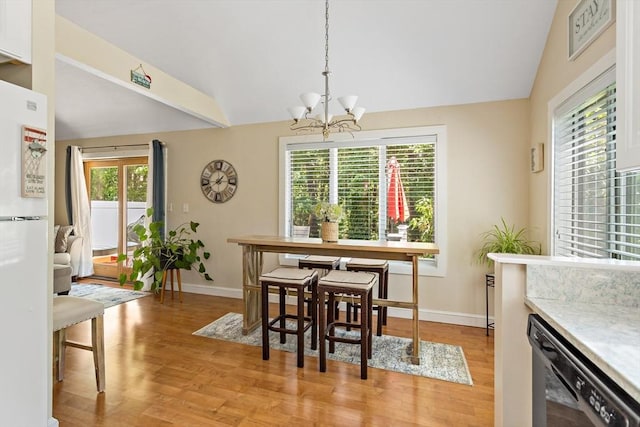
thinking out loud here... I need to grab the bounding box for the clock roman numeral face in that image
[200,160,238,203]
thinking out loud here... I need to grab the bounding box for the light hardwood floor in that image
[52,279,494,426]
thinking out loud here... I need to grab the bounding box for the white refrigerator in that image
[0,80,49,425]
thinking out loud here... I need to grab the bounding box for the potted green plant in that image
[117,208,212,291]
[314,201,343,242]
[476,217,541,269]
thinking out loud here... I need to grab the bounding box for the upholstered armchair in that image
[53,225,84,279]
[53,265,72,295]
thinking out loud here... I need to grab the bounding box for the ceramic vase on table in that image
[321,222,338,242]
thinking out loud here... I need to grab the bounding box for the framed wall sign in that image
[531,143,544,173]
[568,0,615,61]
[21,125,47,198]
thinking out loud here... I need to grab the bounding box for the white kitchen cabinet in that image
[0,0,31,64]
[616,0,640,171]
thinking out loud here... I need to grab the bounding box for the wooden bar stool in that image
[52,296,106,392]
[160,267,182,304]
[299,254,341,318]
[345,258,389,336]
[298,255,340,274]
[260,267,319,368]
[318,270,376,380]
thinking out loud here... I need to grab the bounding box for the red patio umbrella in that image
[387,157,409,223]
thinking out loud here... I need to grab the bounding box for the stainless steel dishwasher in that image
[527,314,640,427]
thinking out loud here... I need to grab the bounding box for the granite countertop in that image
[525,297,640,403]
[490,253,640,271]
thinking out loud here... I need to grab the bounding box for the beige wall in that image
[528,0,616,251]
[56,98,530,324]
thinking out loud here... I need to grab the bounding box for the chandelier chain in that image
[325,0,329,73]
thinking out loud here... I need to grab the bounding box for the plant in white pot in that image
[476,217,541,269]
[314,201,343,242]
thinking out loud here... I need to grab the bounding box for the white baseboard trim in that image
[48,417,59,427]
[180,282,491,329]
[387,306,492,329]
[181,283,242,299]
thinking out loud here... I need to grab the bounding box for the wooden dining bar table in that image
[227,235,439,364]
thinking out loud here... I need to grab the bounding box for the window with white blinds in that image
[280,126,447,275]
[553,66,640,260]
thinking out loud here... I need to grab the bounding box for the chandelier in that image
[288,0,365,140]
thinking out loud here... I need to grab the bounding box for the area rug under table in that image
[193,312,473,385]
[68,283,150,308]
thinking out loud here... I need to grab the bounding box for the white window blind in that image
[553,66,640,260]
[289,148,330,233]
[286,136,436,244]
[337,146,381,239]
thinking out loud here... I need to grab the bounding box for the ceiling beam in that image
[55,15,230,128]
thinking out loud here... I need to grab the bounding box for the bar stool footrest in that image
[325,322,364,346]
[268,314,313,335]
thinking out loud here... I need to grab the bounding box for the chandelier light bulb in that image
[288,106,306,121]
[338,95,358,112]
[315,112,333,123]
[300,92,321,111]
[351,107,366,122]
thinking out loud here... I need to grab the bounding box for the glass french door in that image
[84,157,148,280]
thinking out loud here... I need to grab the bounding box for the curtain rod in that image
[79,140,164,152]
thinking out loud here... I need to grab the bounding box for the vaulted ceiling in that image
[54,0,558,141]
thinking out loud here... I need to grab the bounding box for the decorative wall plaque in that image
[130,64,152,89]
[568,0,615,60]
[21,125,47,198]
[531,143,544,173]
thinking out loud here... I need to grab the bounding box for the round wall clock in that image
[200,159,238,203]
